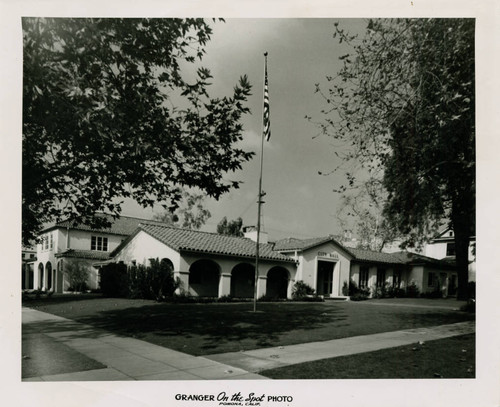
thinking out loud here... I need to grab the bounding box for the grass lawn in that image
[261,333,475,379]
[23,295,474,356]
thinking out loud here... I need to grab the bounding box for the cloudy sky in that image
[122,18,368,241]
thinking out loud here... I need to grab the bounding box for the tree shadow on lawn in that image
[69,302,348,354]
[25,301,475,356]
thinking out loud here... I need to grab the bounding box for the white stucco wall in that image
[296,242,352,297]
[112,230,182,269]
[67,229,124,252]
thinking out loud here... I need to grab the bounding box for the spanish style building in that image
[29,214,460,298]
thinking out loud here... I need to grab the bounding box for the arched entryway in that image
[189,259,220,297]
[266,267,289,299]
[160,258,174,271]
[37,263,44,290]
[46,261,53,291]
[231,263,255,298]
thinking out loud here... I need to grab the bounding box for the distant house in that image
[424,227,476,282]
[30,214,461,298]
[33,214,154,292]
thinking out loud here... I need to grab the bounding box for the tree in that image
[23,18,253,245]
[335,178,398,252]
[64,259,90,292]
[152,190,211,230]
[217,216,244,237]
[313,19,474,299]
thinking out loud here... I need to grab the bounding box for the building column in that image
[256,275,267,299]
[175,270,190,295]
[56,261,64,293]
[218,273,231,297]
[287,277,295,299]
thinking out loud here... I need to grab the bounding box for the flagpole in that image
[253,52,269,313]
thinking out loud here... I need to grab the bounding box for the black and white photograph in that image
[1,1,499,406]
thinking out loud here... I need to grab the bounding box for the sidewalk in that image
[205,321,475,373]
[22,307,266,381]
[23,307,474,380]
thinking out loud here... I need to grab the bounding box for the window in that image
[446,243,456,256]
[91,236,108,251]
[359,266,369,289]
[428,272,435,287]
[42,234,51,251]
[376,268,386,288]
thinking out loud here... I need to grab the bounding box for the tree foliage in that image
[152,190,211,230]
[336,178,398,251]
[63,259,90,292]
[23,18,253,245]
[216,216,244,237]
[314,19,475,299]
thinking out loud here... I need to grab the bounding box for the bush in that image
[147,258,180,301]
[387,285,406,298]
[64,259,90,292]
[291,280,316,300]
[67,282,89,292]
[100,259,180,301]
[421,285,444,299]
[100,262,128,297]
[217,295,234,303]
[350,292,369,301]
[372,283,389,299]
[344,279,369,301]
[405,282,420,298]
[342,281,349,296]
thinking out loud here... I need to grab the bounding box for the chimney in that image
[243,226,269,244]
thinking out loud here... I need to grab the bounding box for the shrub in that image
[372,283,389,299]
[67,282,89,292]
[147,258,180,301]
[387,285,406,298]
[405,282,420,298]
[421,284,444,299]
[345,279,369,301]
[342,281,349,296]
[100,259,180,301]
[291,280,316,300]
[350,292,369,301]
[217,295,234,303]
[100,262,128,297]
[127,263,149,299]
[64,259,90,292]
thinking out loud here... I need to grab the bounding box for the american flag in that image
[263,53,271,141]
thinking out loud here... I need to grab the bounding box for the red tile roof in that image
[273,236,348,252]
[43,213,163,236]
[346,247,406,265]
[55,249,111,260]
[129,223,294,262]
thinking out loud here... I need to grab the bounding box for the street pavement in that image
[22,307,474,381]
